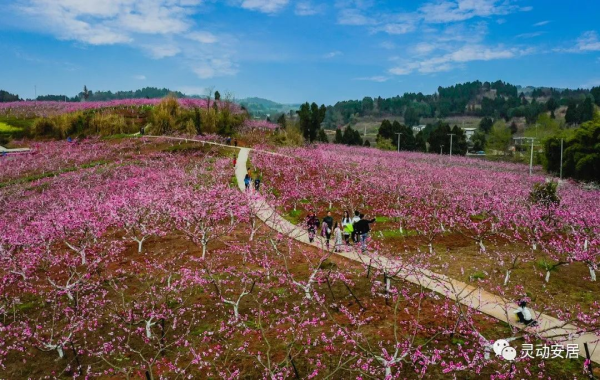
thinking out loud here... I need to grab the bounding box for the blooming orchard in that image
[0,98,243,118]
[0,138,597,378]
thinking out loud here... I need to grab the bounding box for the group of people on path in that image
[225,137,238,147]
[244,168,261,192]
[306,210,376,253]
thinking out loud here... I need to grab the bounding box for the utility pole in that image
[560,138,564,180]
[448,134,456,157]
[395,132,402,152]
[528,138,536,176]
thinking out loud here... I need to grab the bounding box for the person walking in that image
[306,211,320,243]
[233,154,237,168]
[244,173,251,191]
[254,175,261,192]
[354,213,376,253]
[351,211,361,244]
[234,138,238,147]
[341,211,352,246]
[322,211,334,250]
[333,222,343,252]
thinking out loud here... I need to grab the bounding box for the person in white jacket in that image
[514,300,537,326]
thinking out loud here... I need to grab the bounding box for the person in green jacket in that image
[342,211,353,247]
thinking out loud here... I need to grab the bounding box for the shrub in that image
[31,118,58,137]
[529,181,560,207]
[90,113,134,136]
[271,125,304,146]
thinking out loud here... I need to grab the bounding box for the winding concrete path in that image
[235,146,600,365]
[142,135,599,364]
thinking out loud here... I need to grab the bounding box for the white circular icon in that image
[501,346,517,361]
[493,339,510,356]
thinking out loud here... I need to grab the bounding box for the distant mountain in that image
[238,97,301,118]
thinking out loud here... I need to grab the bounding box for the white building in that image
[461,127,477,141]
[412,125,426,133]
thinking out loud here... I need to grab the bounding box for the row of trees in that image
[0,89,20,102]
[376,119,468,155]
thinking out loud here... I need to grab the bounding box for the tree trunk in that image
[503,270,511,286]
[137,239,144,253]
[545,270,551,283]
[589,265,596,282]
[202,243,207,259]
[478,240,486,253]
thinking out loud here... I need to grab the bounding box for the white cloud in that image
[533,20,550,27]
[192,58,238,79]
[379,41,396,50]
[295,1,325,16]
[187,31,218,44]
[373,22,415,35]
[574,31,600,52]
[419,0,514,23]
[13,0,240,79]
[389,44,529,75]
[418,0,529,24]
[239,0,289,13]
[323,51,343,58]
[144,44,182,59]
[133,74,147,80]
[337,9,376,25]
[516,31,544,39]
[355,76,390,82]
[557,31,600,53]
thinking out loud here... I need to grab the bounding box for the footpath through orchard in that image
[143,136,599,364]
[234,147,600,365]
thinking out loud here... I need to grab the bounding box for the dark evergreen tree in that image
[194,107,202,135]
[0,90,20,102]
[479,117,493,133]
[565,100,579,125]
[415,131,427,152]
[578,97,595,124]
[342,126,363,146]
[591,86,600,107]
[334,128,343,144]
[317,128,329,143]
[277,114,287,128]
[404,107,420,126]
[546,97,559,119]
[296,102,327,142]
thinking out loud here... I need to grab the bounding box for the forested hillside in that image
[322,80,600,128]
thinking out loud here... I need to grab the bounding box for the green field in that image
[0,122,23,133]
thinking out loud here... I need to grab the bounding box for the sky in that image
[1,0,600,105]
